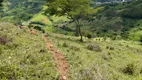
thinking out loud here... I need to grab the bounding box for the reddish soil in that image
[21,27,69,80]
[44,36,69,80]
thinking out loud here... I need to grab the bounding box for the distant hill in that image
[1,0,45,24]
[56,0,142,41]
[96,0,132,2]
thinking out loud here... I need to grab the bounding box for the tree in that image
[46,0,94,42]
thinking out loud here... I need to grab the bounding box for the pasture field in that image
[0,22,59,80]
[0,22,142,80]
[49,33,142,80]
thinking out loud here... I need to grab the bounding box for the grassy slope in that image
[0,22,59,80]
[30,13,52,26]
[49,33,142,80]
[29,5,69,33]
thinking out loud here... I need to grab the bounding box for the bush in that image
[122,63,135,75]
[28,21,45,33]
[106,46,114,50]
[82,30,93,39]
[87,44,102,52]
[34,26,45,33]
[62,42,68,47]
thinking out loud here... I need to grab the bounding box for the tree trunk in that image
[78,27,83,42]
[74,20,83,42]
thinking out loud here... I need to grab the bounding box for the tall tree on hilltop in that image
[46,0,94,42]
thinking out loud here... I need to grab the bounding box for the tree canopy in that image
[47,0,94,41]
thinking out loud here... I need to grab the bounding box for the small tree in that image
[46,0,94,42]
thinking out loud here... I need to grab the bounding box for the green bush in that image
[87,43,102,52]
[122,63,135,75]
[62,42,68,47]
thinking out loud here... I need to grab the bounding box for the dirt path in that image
[44,35,69,80]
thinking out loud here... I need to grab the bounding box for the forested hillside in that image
[1,0,46,24]
[54,0,142,41]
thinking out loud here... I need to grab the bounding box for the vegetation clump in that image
[87,43,102,52]
[62,42,68,47]
[122,63,135,75]
[106,46,114,50]
[0,36,9,45]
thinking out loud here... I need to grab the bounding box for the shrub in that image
[82,30,93,39]
[122,63,135,75]
[28,22,45,33]
[87,44,102,52]
[106,46,114,50]
[62,42,68,47]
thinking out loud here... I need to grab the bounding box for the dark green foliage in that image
[120,0,142,19]
[28,21,45,33]
[106,46,114,50]
[82,30,93,39]
[122,63,135,75]
[30,21,46,26]
[104,9,117,18]
[62,42,68,47]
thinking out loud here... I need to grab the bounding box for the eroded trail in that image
[44,35,69,80]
